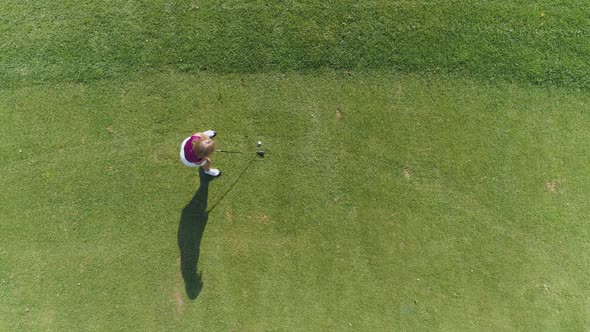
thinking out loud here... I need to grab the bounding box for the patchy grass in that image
[2,0,590,330]
[1,71,589,330]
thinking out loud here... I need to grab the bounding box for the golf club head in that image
[257,150,265,158]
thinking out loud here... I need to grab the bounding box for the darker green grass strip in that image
[2,0,590,88]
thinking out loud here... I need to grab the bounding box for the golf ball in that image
[257,141,262,147]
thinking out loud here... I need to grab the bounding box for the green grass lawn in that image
[2,0,590,88]
[2,0,590,331]
[2,71,589,330]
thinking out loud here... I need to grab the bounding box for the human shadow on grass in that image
[178,169,213,299]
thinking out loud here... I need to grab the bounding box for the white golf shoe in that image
[204,168,221,177]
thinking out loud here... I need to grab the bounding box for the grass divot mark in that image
[175,289,185,307]
[403,166,411,178]
[546,180,559,193]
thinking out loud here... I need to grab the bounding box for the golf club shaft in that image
[217,149,246,154]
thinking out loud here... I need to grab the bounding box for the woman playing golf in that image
[180,130,221,177]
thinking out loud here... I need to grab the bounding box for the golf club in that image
[218,140,264,158]
[216,149,246,154]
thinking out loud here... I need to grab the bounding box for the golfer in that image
[180,130,221,177]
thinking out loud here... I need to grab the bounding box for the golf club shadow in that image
[178,169,213,299]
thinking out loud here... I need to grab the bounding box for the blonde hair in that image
[192,135,216,159]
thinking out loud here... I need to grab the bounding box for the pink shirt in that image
[183,135,203,163]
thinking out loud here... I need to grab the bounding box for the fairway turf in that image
[2,0,590,330]
[2,0,590,88]
[1,71,589,330]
